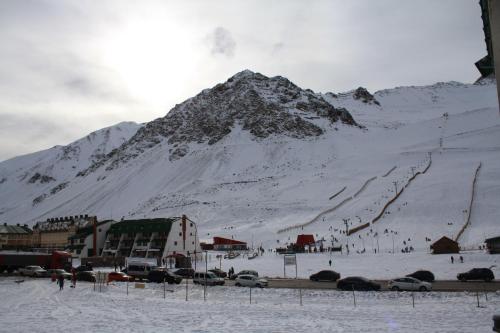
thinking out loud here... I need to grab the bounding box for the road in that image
[224,278,500,292]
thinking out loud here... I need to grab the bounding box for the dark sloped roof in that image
[431,236,457,247]
[0,225,31,234]
[107,218,178,235]
[68,220,114,240]
[485,236,500,243]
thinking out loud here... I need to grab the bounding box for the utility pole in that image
[343,219,350,255]
[393,181,398,194]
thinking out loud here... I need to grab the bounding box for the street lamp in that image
[204,250,208,301]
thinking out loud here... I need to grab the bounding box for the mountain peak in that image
[77,71,357,175]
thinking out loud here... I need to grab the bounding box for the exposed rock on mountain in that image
[353,87,380,105]
[79,70,357,175]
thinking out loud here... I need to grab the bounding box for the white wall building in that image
[101,216,202,265]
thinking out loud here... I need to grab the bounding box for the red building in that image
[213,237,247,251]
[295,234,315,248]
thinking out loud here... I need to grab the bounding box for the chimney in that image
[46,218,50,222]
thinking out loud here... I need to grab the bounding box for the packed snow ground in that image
[0,276,497,333]
[201,250,500,280]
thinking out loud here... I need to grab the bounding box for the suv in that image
[193,272,225,286]
[235,274,268,288]
[126,263,157,280]
[171,268,195,278]
[148,269,182,284]
[457,268,494,282]
[18,266,47,277]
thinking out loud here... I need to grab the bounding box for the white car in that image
[193,272,225,286]
[18,266,48,277]
[235,274,268,288]
[388,277,432,291]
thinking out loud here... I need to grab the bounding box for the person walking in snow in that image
[459,256,464,263]
[450,256,454,264]
[329,259,332,267]
[58,274,65,291]
[71,268,76,288]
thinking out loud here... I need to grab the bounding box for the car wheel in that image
[485,277,493,282]
[235,283,241,287]
[20,272,24,276]
[419,286,427,292]
[390,286,399,291]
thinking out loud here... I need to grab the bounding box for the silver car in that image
[235,274,268,288]
[18,266,48,277]
[388,277,432,291]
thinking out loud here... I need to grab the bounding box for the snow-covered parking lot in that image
[0,277,498,332]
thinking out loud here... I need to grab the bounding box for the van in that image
[193,271,225,286]
[126,262,157,280]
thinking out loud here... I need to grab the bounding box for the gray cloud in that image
[209,27,236,57]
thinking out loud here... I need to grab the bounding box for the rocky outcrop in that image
[78,70,358,175]
[353,87,380,105]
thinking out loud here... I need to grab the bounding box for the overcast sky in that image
[0,0,486,161]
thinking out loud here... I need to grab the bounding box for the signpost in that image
[283,254,297,278]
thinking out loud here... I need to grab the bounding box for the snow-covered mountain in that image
[0,71,498,253]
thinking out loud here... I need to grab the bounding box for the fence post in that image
[477,292,480,308]
[126,280,129,295]
[163,278,166,299]
[185,278,188,301]
[299,288,303,306]
[485,292,488,301]
[352,285,356,307]
[412,292,415,308]
[250,287,252,304]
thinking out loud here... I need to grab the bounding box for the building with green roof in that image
[101,215,201,266]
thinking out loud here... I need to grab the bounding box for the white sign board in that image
[284,255,296,266]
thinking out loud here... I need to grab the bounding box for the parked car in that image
[148,270,182,284]
[18,266,48,277]
[457,268,494,282]
[230,270,258,280]
[171,268,195,278]
[337,277,381,291]
[388,277,432,291]
[235,274,268,288]
[406,270,435,282]
[47,269,72,280]
[107,272,134,283]
[193,271,225,286]
[208,268,227,278]
[309,270,340,282]
[75,264,93,272]
[126,262,157,280]
[76,271,96,282]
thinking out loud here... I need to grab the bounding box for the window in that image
[174,241,177,246]
[179,232,182,236]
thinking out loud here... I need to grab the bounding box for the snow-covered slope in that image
[0,70,498,253]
